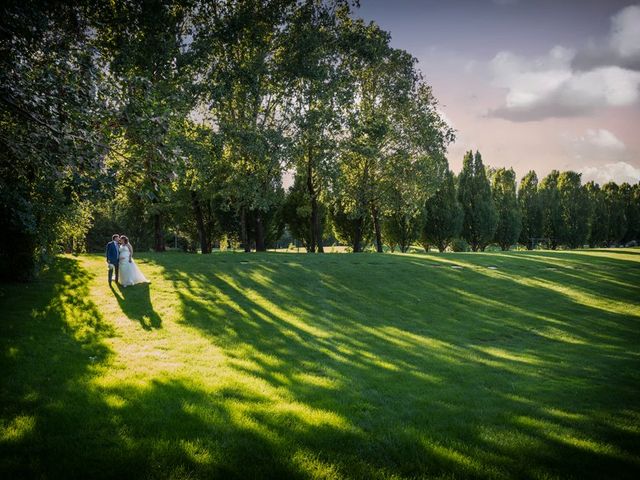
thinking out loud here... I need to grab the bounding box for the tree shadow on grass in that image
[110,281,162,330]
[1,257,319,480]
[3,253,639,479]
[155,252,640,479]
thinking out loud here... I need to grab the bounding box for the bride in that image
[118,236,149,287]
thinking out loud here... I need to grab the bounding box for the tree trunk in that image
[153,212,165,252]
[372,205,383,253]
[311,196,324,253]
[306,161,324,253]
[353,217,362,253]
[241,207,250,252]
[255,213,266,252]
[191,191,210,254]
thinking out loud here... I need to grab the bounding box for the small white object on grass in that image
[488,266,498,270]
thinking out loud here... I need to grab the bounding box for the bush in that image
[450,238,470,252]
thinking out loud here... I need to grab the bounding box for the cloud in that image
[573,5,640,71]
[563,128,629,166]
[580,161,640,185]
[578,129,625,151]
[492,0,518,5]
[487,4,640,122]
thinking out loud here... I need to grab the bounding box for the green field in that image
[1,250,639,479]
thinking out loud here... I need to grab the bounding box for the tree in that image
[602,182,626,246]
[1,1,113,279]
[193,0,294,252]
[491,167,521,251]
[517,171,542,249]
[96,0,195,252]
[458,151,497,251]
[169,120,226,254]
[539,170,562,249]
[621,182,640,244]
[557,171,589,248]
[336,18,416,253]
[328,196,372,252]
[284,0,352,253]
[585,181,608,248]
[282,173,327,252]
[420,170,462,252]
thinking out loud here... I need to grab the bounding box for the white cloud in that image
[610,4,640,59]
[488,46,640,121]
[580,161,640,185]
[579,129,625,151]
[488,4,640,121]
[563,128,628,166]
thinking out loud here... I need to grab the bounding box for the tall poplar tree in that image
[539,170,562,249]
[602,182,627,246]
[491,167,521,251]
[285,0,352,253]
[517,171,542,249]
[585,181,608,248]
[458,150,497,251]
[420,170,462,252]
[557,171,589,248]
[621,183,640,244]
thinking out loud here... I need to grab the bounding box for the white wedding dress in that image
[119,245,149,287]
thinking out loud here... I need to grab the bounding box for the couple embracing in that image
[106,234,149,287]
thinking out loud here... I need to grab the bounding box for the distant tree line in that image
[416,150,640,253]
[1,1,638,281]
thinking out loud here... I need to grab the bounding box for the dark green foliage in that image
[421,170,463,252]
[381,211,418,253]
[94,0,194,253]
[621,183,640,244]
[282,173,328,253]
[449,237,470,252]
[328,199,372,252]
[491,167,521,251]
[539,170,563,249]
[602,182,627,246]
[518,171,542,249]
[557,171,589,249]
[585,181,608,248]
[1,1,112,280]
[458,151,497,251]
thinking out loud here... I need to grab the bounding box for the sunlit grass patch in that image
[1,249,639,479]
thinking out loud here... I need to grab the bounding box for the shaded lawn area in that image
[1,249,639,479]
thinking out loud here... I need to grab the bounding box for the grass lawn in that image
[1,249,639,479]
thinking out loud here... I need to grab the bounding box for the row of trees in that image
[417,151,640,253]
[2,0,454,280]
[2,1,638,280]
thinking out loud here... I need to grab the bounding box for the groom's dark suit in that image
[106,240,120,284]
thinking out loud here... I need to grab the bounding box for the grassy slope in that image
[1,250,639,479]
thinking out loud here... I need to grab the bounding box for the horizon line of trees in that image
[417,150,640,254]
[2,1,638,281]
[88,147,640,255]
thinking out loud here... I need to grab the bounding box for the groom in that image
[106,234,120,284]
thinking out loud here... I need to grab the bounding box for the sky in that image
[356,0,640,185]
